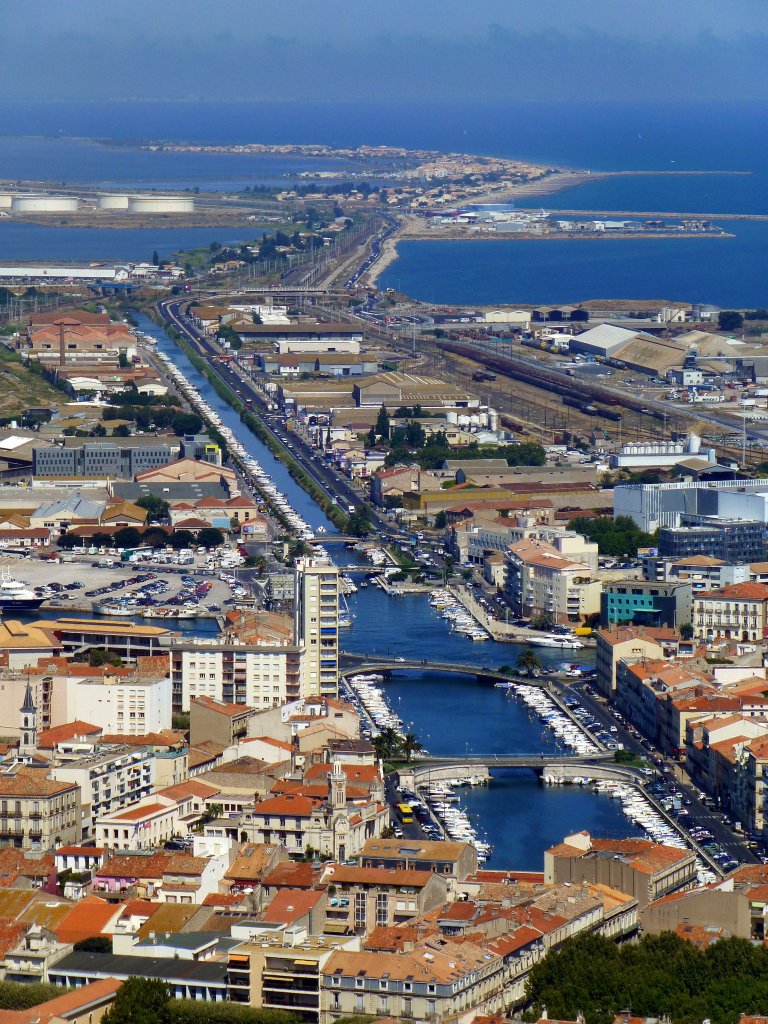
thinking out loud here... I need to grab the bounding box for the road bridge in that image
[340,653,537,685]
[414,752,611,768]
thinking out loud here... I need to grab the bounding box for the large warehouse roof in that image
[571,323,655,356]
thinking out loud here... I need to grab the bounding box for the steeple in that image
[329,759,347,810]
[19,683,37,758]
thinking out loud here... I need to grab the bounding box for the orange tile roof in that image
[192,695,253,717]
[37,721,102,747]
[701,582,768,601]
[262,861,317,889]
[261,888,324,925]
[253,793,319,817]
[55,896,118,944]
[329,866,434,887]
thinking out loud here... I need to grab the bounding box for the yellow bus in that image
[397,802,414,824]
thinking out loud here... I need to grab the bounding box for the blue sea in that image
[0,99,766,303]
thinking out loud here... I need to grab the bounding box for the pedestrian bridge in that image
[340,652,549,685]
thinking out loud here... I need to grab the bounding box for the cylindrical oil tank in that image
[127,196,195,214]
[98,194,130,210]
[12,195,80,213]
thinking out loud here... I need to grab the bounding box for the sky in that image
[1,0,767,103]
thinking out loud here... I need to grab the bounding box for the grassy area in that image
[0,345,64,418]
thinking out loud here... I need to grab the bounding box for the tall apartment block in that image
[294,556,339,698]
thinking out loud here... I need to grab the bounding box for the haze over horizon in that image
[2,0,767,105]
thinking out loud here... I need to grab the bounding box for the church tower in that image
[329,760,347,810]
[19,683,37,758]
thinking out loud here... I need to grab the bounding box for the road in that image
[558,678,759,867]
[156,297,394,536]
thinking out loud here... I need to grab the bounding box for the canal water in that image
[140,314,639,867]
[133,311,336,533]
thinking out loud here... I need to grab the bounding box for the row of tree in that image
[569,514,657,558]
[524,931,768,1024]
[57,526,225,551]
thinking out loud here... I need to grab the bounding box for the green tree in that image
[680,622,694,640]
[102,977,171,1024]
[112,423,131,437]
[375,404,390,439]
[400,733,424,762]
[152,250,159,266]
[118,352,130,369]
[433,510,447,529]
[373,726,401,760]
[169,530,195,550]
[73,936,112,953]
[171,412,203,436]
[516,647,542,676]
[114,527,141,549]
[346,506,372,537]
[197,527,225,549]
[57,533,85,549]
[89,649,123,668]
[718,310,744,331]
[0,982,64,1010]
[136,494,170,523]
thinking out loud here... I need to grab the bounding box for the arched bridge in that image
[413,752,612,768]
[340,652,551,685]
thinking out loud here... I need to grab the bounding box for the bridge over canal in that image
[340,653,551,685]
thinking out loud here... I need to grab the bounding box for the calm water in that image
[380,224,768,307]
[0,223,255,263]
[133,311,336,533]
[0,99,766,298]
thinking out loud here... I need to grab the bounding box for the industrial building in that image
[657,517,766,563]
[32,441,173,480]
[614,479,768,533]
[608,433,715,470]
[569,324,686,375]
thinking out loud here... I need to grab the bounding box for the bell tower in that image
[19,683,37,757]
[329,760,347,810]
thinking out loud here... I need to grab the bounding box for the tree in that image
[400,733,424,762]
[718,310,744,331]
[516,647,542,676]
[346,506,372,537]
[197,527,224,549]
[118,352,130,368]
[365,426,377,449]
[372,726,401,761]
[169,530,195,550]
[74,936,112,953]
[57,533,85,549]
[375,404,390,440]
[152,250,159,266]
[680,622,694,640]
[114,527,141,549]
[530,613,554,631]
[89,649,123,668]
[433,510,447,529]
[112,424,131,437]
[102,977,171,1024]
[136,494,170,523]
[171,412,203,436]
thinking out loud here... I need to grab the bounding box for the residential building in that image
[504,537,601,624]
[51,745,155,837]
[360,838,479,885]
[545,831,697,908]
[294,557,339,698]
[594,625,680,697]
[321,865,449,935]
[94,779,220,851]
[51,665,172,737]
[321,938,506,1024]
[0,768,81,851]
[693,582,768,642]
[190,696,255,747]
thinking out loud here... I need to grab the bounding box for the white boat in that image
[528,634,583,649]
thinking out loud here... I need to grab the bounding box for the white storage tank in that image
[12,195,80,213]
[127,196,195,214]
[98,194,130,210]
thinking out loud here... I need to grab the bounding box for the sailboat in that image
[338,590,354,628]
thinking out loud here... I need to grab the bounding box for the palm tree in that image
[399,733,424,763]
[516,647,543,677]
[373,726,401,760]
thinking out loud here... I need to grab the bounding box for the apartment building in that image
[504,536,601,624]
[226,932,358,1022]
[170,640,303,713]
[321,865,448,935]
[52,669,171,737]
[594,625,679,697]
[0,768,81,851]
[295,557,339,698]
[693,582,768,642]
[51,745,155,837]
[321,938,506,1024]
[94,779,220,851]
[545,831,696,908]
[360,838,479,885]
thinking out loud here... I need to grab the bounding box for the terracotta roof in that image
[328,866,434,887]
[225,843,280,883]
[192,695,253,717]
[55,896,118,944]
[261,888,324,925]
[305,763,380,784]
[700,582,768,601]
[0,768,77,798]
[262,861,317,889]
[253,793,319,817]
[37,721,102,747]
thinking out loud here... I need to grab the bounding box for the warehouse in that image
[569,323,659,359]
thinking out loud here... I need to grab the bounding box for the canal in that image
[145,314,641,868]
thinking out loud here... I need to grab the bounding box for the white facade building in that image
[52,674,172,737]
